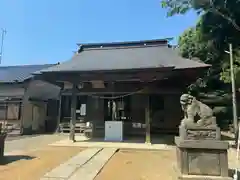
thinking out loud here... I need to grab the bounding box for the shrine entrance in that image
[34,38,209,143]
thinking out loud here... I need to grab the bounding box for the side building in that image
[0,64,61,135]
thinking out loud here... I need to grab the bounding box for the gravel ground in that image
[96,148,240,180]
[95,149,177,180]
[0,146,83,180]
[4,134,67,153]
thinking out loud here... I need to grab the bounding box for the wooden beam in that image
[41,70,173,82]
[69,83,77,142]
[32,74,64,88]
[60,81,182,95]
[145,95,151,144]
[34,67,204,86]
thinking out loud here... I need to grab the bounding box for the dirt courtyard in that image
[95,148,239,180]
[95,149,178,180]
[0,144,238,180]
[0,146,83,180]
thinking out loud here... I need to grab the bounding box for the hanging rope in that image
[87,87,146,100]
[84,77,156,100]
[86,77,157,100]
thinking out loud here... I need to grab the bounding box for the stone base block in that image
[179,174,232,180]
[175,136,231,179]
[179,124,220,140]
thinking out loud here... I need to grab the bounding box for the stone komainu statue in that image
[180,94,216,127]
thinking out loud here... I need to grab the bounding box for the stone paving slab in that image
[68,148,117,180]
[65,148,102,166]
[41,178,65,180]
[41,148,102,180]
[180,174,233,180]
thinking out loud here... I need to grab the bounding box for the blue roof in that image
[0,64,56,83]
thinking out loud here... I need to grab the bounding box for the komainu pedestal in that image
[175,124,232,180]
[175,94,232,180]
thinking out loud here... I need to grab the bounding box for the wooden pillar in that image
[145,95,151,144]
[18,102,22,120]
[20,85,28,135]
[56,92,62,133]
[3,102,8,130]
[109,100,113,121]
[69,83,77,142]
[110,82,114,121]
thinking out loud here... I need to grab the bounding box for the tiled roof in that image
[40,39,210,73]
[0,64,56,83]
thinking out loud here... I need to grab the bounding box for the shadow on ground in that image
[0,155,35,165]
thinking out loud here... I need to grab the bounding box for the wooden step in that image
[59,122,86,133]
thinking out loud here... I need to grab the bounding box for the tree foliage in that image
[161,0,240,32]
[220,50,240,88]
[161,0,240,90]
[179,24,225,93]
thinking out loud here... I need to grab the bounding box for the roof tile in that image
[0,64,56,83]
[40,45,210,73]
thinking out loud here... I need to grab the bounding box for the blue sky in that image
[0,0,199,66]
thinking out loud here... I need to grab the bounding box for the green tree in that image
[221,49,240,88]
[178,23,225,93]
[162,0,240,88]
[161,0,240,32]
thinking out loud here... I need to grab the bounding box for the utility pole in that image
[225,43,238,140]
[230,43,238,139]
[0,28,7,64]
